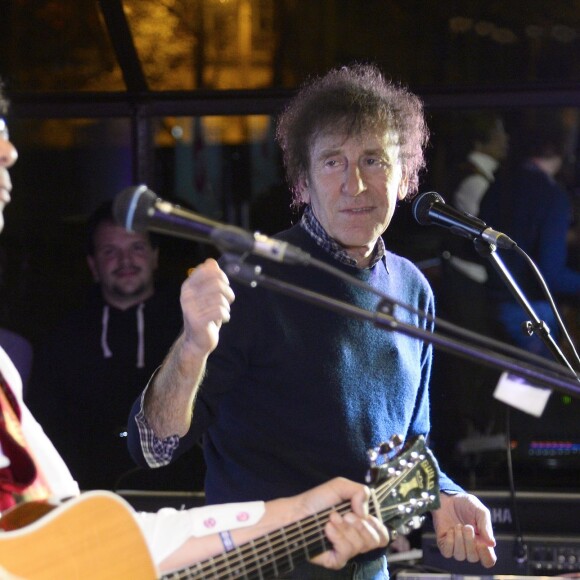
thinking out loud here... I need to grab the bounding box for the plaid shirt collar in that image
[299,205,386,269]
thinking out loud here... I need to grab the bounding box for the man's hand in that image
[297,477,390,569]
[144,258,234,438]
[180,258,235,358]
[310,509,389,570]
[432,492,497,568]
[157,477,390,574]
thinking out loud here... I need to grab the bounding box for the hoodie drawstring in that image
[100,303,146,368]
[136,303,145,369]
[101,305,112,359]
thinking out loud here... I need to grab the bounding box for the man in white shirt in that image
[436,113,510,452]
[449,113,509,283]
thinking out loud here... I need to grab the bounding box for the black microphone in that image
[411,191,517,250]
[113,185,311,265]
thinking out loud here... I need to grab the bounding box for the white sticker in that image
[493,371,552,417]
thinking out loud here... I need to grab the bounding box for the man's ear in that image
[297,176,311,204]
[87,255,99,282]
[397,168,410,201]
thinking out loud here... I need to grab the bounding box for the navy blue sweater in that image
[130,225,462,504]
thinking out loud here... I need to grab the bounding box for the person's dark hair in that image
[86,200,157,255]
[275,63,429,205]
[464,112,503,146]
[522,120,568,159]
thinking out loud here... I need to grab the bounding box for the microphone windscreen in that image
[411,191,444,226]
[113,185,156,233]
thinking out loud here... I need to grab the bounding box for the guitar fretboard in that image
[161,502,351,580]
[161,438,438,580]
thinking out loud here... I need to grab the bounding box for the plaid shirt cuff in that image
[134,385,181,468]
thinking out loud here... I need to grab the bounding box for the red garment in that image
[0,376,52,511]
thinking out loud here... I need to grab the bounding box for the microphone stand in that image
[220,254,580,399]
[221,246,575,575]
[474,239,578,374]
[468,239,577,570]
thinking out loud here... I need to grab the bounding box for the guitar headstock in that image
[365,435,440,536]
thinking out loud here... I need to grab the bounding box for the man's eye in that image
[367,158,392,172]
[366,158,385,166]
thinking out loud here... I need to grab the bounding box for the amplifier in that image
[508,392,580,471]
[467,490,580,535]
[421,532,580,576]
[420,490,580,576]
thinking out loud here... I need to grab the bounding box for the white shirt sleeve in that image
[454,174,489,216]
[133,501,265,565]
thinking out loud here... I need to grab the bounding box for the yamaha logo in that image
[490,506,513,525]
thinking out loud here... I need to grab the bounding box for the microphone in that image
[113,185,311,265]
[411,191,517,250]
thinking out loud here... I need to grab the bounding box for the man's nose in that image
[342,164,364,196]
[0,138,18,168]
[116,248,135,264]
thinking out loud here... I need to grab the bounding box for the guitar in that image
[162,435,439,579]
[0,436,438,579]
[0,490,156,579]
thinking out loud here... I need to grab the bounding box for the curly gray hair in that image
[276,64,429,206]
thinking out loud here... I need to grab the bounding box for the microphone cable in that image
[511,244,580,370]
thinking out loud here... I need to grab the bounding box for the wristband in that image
[219,530,235,552]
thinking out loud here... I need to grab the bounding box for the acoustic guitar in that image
[0,435,439,579]
[0,489,155,579]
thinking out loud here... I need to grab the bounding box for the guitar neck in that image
[162,436,439,580]
[162,500,356,580]
[0,437,435,580]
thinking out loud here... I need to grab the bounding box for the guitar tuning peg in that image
[365,465,384,485]
[378,442,393,455]
[380,434,404,454]
[393,515,425,537]
[367,448,379,463]
[406,515,425,530]
[391,434,404,446]
[367,435,405,469]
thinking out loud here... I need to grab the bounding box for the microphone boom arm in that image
[221,253,580,398]
[474,239,579,374]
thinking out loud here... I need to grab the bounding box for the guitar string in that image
[164,456,430,579]
[163,503,349,580]
[165,501,417,580]
[373,456,433,520]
